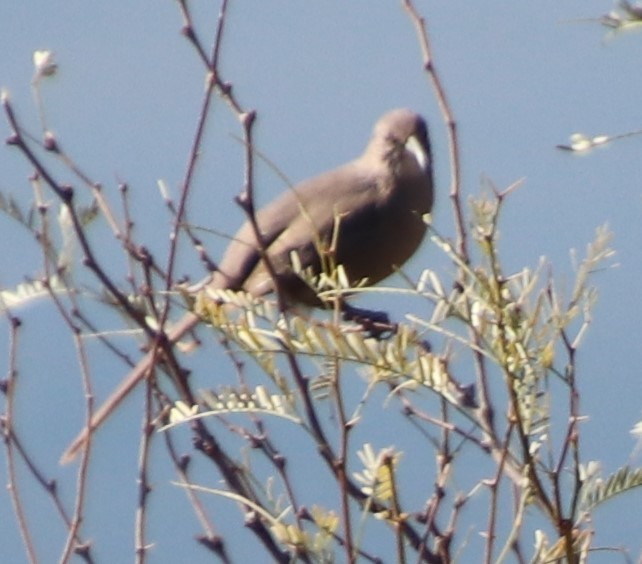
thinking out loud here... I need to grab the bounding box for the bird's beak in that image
[405,134,430,173]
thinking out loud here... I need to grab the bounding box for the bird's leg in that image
[341,303,397,339]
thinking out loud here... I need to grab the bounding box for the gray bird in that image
[61,108,434,463]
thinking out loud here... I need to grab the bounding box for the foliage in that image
[1,2,642,563]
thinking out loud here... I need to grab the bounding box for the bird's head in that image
[368,108,432,177]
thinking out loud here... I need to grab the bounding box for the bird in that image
[60,108,434,464]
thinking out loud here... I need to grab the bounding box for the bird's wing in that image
[215,160,376,291]
[241,162,383,293]
[212,183,305,289]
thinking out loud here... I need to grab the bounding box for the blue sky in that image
[2,1,642,561]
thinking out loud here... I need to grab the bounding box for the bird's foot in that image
[341,304,396,339]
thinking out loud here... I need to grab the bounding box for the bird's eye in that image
[416,118,428,141]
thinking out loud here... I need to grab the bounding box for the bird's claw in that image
[341,305,396,339]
